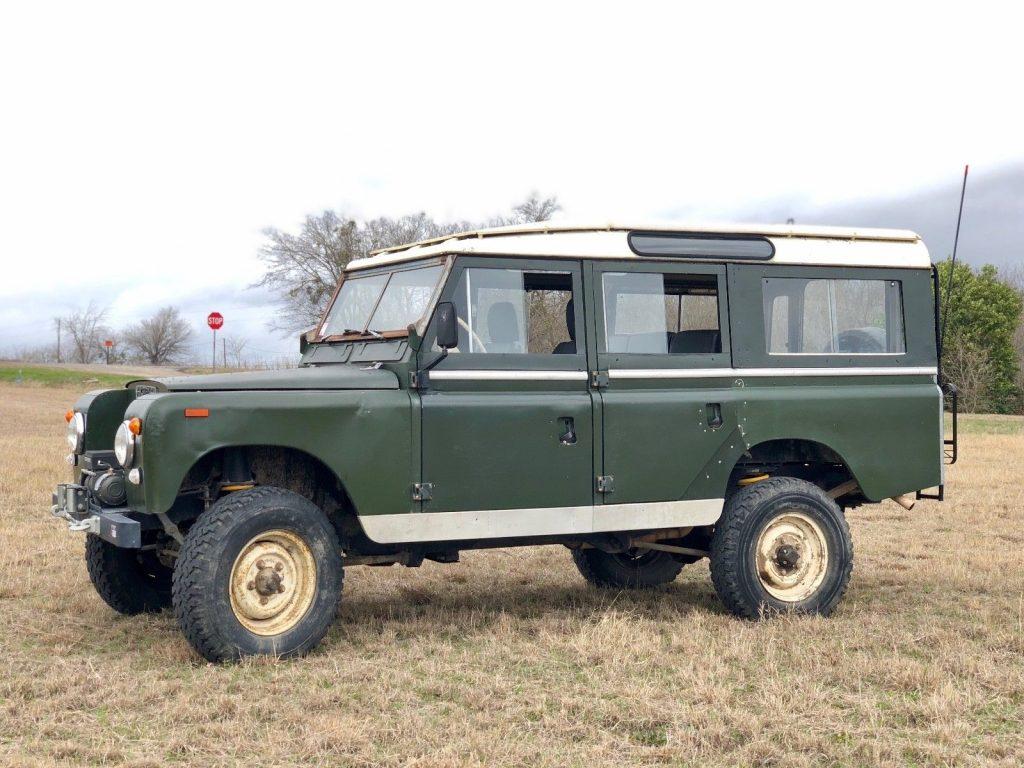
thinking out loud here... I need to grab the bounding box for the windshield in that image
[319,262,444,338]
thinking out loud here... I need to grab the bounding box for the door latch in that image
[558,417,577,446]
[706,402,723,429]
[596,475,614,493]
[412,483,433,501]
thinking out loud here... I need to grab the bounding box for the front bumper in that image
[51,483,141,548]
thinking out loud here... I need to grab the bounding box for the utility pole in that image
[223,338,227,369]
[55,318,61,363]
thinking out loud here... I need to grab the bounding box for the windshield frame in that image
[314,256,450,342]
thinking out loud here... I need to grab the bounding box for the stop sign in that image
[207,312,224,330]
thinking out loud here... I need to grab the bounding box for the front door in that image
[589,260,735,526]
[417,257,594,540]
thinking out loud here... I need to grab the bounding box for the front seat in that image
[553,299,576,354]
[485,301,523,353]
[669,329,721,354]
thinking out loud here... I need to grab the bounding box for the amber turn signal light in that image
[128,417,143,436]
[64,409,74,423]
[184,408,209,418]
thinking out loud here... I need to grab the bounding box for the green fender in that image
[122,389,414,517]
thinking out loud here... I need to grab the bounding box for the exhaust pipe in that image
[891,493,916,511]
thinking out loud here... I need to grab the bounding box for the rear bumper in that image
[51,483,142,548]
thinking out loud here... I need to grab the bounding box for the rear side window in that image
[763,277,905,354]
[601,272,721,354]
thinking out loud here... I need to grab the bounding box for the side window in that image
[763,277,905,354]
[601,272,721,354]
[445,268,576,355]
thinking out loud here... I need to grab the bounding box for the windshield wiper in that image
[341,328,384,339]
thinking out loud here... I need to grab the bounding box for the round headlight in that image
[66,412,85,453]
[114,421,136,467]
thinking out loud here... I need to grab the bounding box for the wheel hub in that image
[773,544,800,572]
[755,510,829,603]
[229,530,317,636]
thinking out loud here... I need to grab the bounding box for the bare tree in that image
[943,334,996,413]
[512,191,561,223]
[63,302,109,363]
[122,307,194,365]
[223,335,250,368]
[255,196,553,334]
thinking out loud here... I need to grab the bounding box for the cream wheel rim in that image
[755,510,828,602]
[229,529,317,636]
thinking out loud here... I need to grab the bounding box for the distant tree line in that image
[47,304,197,366]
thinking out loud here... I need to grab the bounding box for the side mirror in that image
[434,302,458,350]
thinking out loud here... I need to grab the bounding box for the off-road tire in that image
[85,534,172,614]
[171,486,343,663]
[572,547,685,589]
[710,477,853,619]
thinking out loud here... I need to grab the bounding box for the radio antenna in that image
[940,164,970,348]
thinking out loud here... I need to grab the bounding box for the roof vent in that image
[628,231,775,260]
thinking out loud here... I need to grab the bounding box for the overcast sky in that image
[1,2,1022,360]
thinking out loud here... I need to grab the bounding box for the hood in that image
[133,365,400,392]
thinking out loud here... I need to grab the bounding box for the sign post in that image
[104,339,113,365]
[207,312,224,371]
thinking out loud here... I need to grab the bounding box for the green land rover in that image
[52,223,956,661]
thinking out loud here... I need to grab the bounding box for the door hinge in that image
[412,482,433,501]
[591,371,609,389]
[596,475,614,493]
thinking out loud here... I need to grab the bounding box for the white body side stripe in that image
[608,366,937,379]
[429,370,588,381]
[427,367,936,382]
[359,498,724,544]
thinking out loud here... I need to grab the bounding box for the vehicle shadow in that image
[328,569,725,644]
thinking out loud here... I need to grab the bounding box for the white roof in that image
[347,221,930,271]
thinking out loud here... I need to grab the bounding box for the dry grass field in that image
[1,381,1022,767]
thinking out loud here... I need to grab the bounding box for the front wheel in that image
[710,477,853,619]
[85,534,172,614]
[171,487,343,662]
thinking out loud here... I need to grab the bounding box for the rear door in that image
[589,259,735,524]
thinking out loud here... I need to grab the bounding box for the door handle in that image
[559,417,577,446]
[706,403,723,429]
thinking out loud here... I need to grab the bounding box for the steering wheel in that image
[836,329,885,353]
[457,316,488,353]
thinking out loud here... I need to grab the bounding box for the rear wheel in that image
[572,547,685,589]
[710,477,853,619]
[85,534,172,614]
[171,486,343,662]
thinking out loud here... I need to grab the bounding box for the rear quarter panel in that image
[709,263,942,501]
